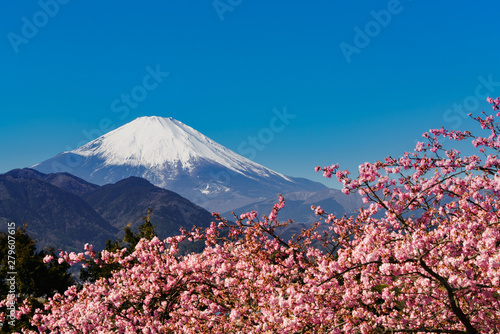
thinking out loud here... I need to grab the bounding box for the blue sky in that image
[1,1,499,187]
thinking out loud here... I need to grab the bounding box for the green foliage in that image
[123,208,156,250]
[177,238,206,255]
[0,224,74,333]
[78,238,123,284]
[80,209,157,283]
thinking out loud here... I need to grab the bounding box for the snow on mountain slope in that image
[72,116,290,180]
[33,116,326,212]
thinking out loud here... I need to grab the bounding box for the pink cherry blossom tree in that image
[6,97,500,333]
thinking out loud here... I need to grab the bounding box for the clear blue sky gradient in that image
[1,1,500,187]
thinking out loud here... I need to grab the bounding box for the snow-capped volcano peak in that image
[72,116,287,178]
[33,116,327,212]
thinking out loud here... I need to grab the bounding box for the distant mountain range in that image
[2,116,363,251]
[226,188,362,224]
[0,169,213,252]
[32,116,330,213]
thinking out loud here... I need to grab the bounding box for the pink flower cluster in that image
[487,96,500,110]
[4,97,500,333]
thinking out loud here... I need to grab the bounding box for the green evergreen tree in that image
[80,209,157,283]
[0,224,74,333]
[123,208,157,249]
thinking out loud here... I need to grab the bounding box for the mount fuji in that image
[33,116,327,212]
